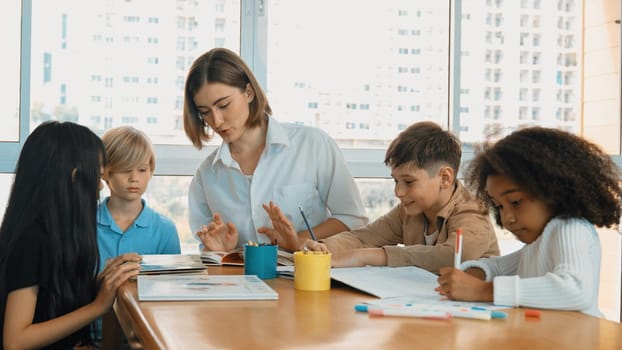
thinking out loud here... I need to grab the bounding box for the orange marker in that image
[524,309,541,319]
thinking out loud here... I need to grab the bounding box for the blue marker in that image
[298,206,318,241]
[355,304,369,312]
[471,306,507,319]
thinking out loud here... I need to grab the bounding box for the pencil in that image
[298,205,317,241]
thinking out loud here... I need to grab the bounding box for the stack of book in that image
[139,254,207,275]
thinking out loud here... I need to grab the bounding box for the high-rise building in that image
[459,0,581,143]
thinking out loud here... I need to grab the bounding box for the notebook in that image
[139,254,207,275]
[137,274,279,301]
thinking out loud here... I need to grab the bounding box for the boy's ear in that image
[438,166,455,189]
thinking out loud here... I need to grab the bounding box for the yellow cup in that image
[293,251,332,291]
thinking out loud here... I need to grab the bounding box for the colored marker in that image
[368,308,452,320]
[410,305,492,320]
[454,228,463,269]
[298,206,317,241]
[355,304,369,312]
[356,303,506,321]
[524,309,541,319]
[471,306,507,319]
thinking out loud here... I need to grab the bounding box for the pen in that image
[454,228,463,269]
[368,307,452,320]
[298,205,317,241]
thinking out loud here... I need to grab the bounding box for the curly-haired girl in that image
[436,127,622,317]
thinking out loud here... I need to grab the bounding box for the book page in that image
[200,248,243,266]
[277,250,294,266]
[200,248,293,266]
[139,254,206,274]
[330,266,439,299]
[200,251,226,265]
[221,250,244,265]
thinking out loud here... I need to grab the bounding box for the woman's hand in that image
[257,201,302,252]
[197,213,239,252]
[94,253,142,314]
[436,267,493,302]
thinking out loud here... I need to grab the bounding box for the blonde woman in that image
[183,48,368,252]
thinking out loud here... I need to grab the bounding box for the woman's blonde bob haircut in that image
[183,48,272,149]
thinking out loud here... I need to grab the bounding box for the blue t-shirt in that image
[97,198,181,272]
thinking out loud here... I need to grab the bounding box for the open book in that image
[137,274,279,301]
[139,254,207,275]
[200,247,294,266]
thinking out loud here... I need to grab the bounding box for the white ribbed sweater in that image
[461,217,602,317]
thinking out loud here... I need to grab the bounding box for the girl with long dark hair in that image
[0,121,141,349]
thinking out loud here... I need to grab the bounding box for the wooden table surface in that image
[112,266,622,350]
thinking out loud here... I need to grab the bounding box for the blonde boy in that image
[97,126,180,271]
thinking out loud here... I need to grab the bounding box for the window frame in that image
[2,0,621,176]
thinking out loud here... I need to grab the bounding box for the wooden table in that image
[110,266,622,350]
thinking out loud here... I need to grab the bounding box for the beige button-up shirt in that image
[322,180,500,274]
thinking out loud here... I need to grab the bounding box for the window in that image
[215,18,225,33]
[494,50,503,64]
[532,88,540,102]
[519,106,528,120]
[28,0,241,144]
[266,0,449,149]
[520,32,529,46]
[532,33,540,47]
[520,69,528,83]
[520,51,529,64]
[532,70,541,84]
[8,1,590,190]
[519,88,528,101]
[520,15,529,27]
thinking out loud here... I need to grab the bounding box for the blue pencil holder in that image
[244,244,278,279]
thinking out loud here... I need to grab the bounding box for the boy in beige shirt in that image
[263,121,499,274]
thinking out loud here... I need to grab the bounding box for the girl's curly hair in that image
[465,127,622,228]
